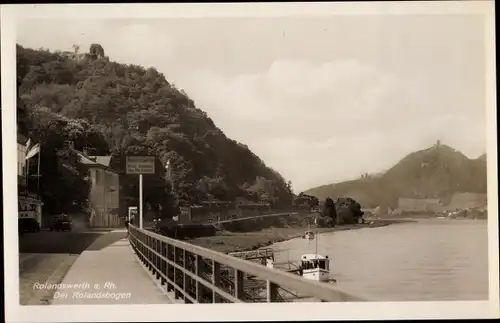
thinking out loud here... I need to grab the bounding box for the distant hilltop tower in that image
[436,140,441,147]
[89,43,105,59]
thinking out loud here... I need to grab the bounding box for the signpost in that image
[126,156,156,229]
[128,206,138,222]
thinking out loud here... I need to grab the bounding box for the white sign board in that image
[126,156,156,174]
[128,206,138,219]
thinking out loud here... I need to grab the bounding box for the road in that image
[18,229,126,305]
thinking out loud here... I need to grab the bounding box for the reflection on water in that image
[272,219,489,301]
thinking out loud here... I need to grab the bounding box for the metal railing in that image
[128,224,364,303]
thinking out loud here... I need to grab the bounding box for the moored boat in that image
[299,253,332,282]
[303,230,315,240]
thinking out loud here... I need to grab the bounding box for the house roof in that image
[93,156,112,167]
[77,152,115,173]
[78,152,97,165]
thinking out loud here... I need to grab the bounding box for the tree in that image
[25,110,92,214]
[17,94,31,135]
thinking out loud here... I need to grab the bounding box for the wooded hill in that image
[305,143,487,209]
[17,44,294,217]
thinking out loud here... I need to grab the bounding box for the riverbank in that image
[188,219,412,253]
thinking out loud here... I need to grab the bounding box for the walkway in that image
[51,234,175,305]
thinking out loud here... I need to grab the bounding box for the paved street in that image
[18,229,126,305]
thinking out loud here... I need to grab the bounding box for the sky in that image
[16,14,488,192]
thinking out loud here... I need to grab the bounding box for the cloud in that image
[105,23,175,68]
[176,59,424,190]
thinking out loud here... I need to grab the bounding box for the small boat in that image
[302,222,316,240]
[303,230,315,240]
[300,254,332,282]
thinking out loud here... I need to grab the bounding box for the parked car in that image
[50,214,72,232]
[19,217,40,233]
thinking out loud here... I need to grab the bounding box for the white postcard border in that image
[2,2,498,322]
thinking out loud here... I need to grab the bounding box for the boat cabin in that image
[300,254,331,282]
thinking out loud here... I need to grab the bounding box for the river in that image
[271,219,489,301]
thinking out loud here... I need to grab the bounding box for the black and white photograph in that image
[2,2,498,322]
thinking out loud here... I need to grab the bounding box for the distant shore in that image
[188,219,413,254]
[376,213,488,221]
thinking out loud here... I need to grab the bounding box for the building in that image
[60,51,87,62]
[17,133,43,226]
[294,193,319,210]
[77,150,120,228]
[447,192,487,210]
[17,133,27,186]
[397,197,444,213]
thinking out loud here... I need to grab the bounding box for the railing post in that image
[166,244,173,292]
[152,238,156,275]
[140,231,143,263]
[143,234,147,266]
[160,241,166,285]
[212,261,220,303]
[266,280,279,302]
[139,230,143,262]
[144,233,147,266]
[173,246,180,299]
[195,255,204,303]
[140,230,143,262]
[234,269,244,300]
[155,238,158,275]
[183,249,189,303]
[150,236,154,272]
[146,235,151,270]
[155,239,161,280]
[149,236,153,271]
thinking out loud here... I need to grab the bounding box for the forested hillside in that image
[305,143,487,209]
[17,44,293,217]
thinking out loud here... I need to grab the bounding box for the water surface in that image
[272,219,489,301]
